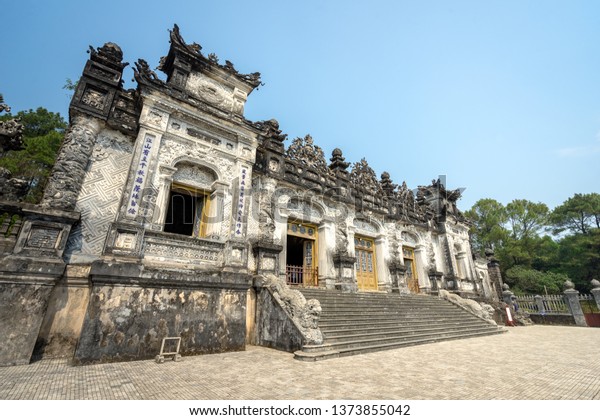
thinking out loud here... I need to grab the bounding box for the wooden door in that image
[403,247,419,294]
[355,236,378,291]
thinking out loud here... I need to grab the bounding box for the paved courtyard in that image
[1,325,599,400]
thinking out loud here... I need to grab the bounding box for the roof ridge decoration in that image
[161,24,262,89]
[285,134,329,172]
[350,158,382,194]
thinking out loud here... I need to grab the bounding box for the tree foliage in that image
[0,108,66,202]
[504,265,569,294]
[467,194,599,293]
[464,198,508,253]
[549,193,600,235]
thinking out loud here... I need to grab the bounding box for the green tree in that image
[556,229,600,293]
[504,265,570,294]
[0,107,66,202]
[464,198,508,253]
[549,193,600,235]
[505,199,549,240]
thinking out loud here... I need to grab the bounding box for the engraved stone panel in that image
[288,199,323,220]
[81,87,107,110]
[27,227,61,249]
[144,242,222,264]
[354,219,378,234]
[115,232,137,250]
[173,163,217,189]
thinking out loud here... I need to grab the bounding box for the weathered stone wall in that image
[74,284,247,364]
[0,283,54,366]
[34,273,90,358]
[529,314,576,326]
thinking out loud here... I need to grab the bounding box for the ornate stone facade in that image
[0,26,500,366]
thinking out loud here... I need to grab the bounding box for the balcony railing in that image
[285,265,318,287]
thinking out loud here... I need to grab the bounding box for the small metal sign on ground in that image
[155,337,182,363]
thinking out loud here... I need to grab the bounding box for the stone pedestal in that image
[0,202,80,366]
[590,279,600,309]
[563,281,587,327]
[534,295,546,314]
[389,261,407,294]
[428,270,443,293]
[252,240,283,276]
[334,254,357,293]
[502,283,514,306]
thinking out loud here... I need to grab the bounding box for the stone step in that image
[305,325,500,352]
[321,320,489,337]
[294,288,503,361]
[294,329,504,361]
[319,314,477,324]
[321,324,498,344]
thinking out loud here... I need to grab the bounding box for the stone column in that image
[318,221,335,289]
[563,280,587,327]
[375,235,390,292]
[534,295,546,314]
[414,244,431,293]
[590,279,600,309]
[40,116,103,211]
[151,165,176,228]
[206,180,228,238]
[334,254,357,293]
[486,251,504,301]
[389,261,407,294]
[502,283,514,306]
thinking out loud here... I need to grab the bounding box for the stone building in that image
[0,26,502,366]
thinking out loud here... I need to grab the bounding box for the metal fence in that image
[285,265,318,287]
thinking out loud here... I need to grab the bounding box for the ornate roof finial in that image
[286,134,328,172]
[88,42,128,71]
[380,171,396,196]
[329,148,350,173]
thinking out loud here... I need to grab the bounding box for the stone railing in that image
[252,274,323,352]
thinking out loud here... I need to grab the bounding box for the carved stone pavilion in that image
[0,26,504,366]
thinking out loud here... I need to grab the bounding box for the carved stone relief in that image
[172,163,216,189]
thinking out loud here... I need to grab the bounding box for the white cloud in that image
[555,133,600,157]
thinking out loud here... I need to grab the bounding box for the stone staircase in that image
[294,289,505,361]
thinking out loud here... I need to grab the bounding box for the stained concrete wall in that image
[35,279,90,358]
[73,284,247,364]
[0,283,54,366]
[254,287,304,352]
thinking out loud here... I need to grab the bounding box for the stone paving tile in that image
[0,325,598,400]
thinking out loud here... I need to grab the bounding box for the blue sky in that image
[1,0,599,211]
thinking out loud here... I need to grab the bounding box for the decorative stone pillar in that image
[563,280,587,327]
[318,221,335,289]
[591,279,600,310]
[428,270,443,293]
[486,250,504,301]
[389,261,407,294]
[40,116,103,211]
[206,180,228,238]
[252,240,283,277]
[502,283,514,306]
[151,165,176,228]
[334,253,357,293]
[414,245,431,293]
[534,295,546,314]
